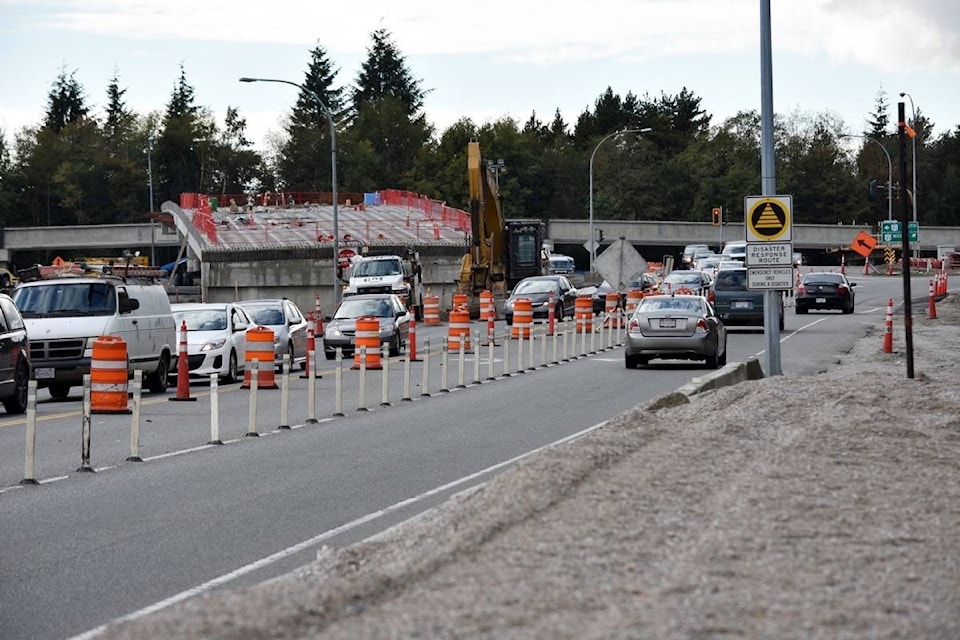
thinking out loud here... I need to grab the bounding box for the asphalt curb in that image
[646,357,765,411]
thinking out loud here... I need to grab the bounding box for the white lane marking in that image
[752,316,833,358]
[68,419,609,640]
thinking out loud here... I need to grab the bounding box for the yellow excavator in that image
[458,140,544,307]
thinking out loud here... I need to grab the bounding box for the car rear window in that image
[714,271,747,291]
[804,274,843,285]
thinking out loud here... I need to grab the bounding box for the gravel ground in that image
[98,293,960,640]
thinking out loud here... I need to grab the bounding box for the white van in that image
[13,276,176,398]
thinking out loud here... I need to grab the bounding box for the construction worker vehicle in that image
[343,250,423,321]
[458,141,545,310]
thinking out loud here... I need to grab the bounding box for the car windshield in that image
[13,282,116,317]
[512,280,556,295]
[174,309,228,331]
[639,298,703,314]
[245,306,284,325]
[353,260,401,277]
[335,298,394,319]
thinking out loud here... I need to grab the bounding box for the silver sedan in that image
[624,294,727,369]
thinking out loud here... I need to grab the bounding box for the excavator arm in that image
[461,141,507,294]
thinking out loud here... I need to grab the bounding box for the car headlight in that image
[504,300,514,311]
[326,328,342,338]
[201,337,227,352]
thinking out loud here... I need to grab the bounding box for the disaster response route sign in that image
[745,242,793,267]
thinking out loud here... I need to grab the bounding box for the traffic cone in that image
[882,298,894,353]
[863,257,870,276]
[300,317,316,378]
[170,320,196,401]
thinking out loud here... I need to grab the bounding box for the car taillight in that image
[707,290,715,303]
[696,318,709,332]
[836,285,848,294]
[628,318,639,331]
[797,284,806,294]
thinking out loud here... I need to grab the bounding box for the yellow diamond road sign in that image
[744,195,792,242]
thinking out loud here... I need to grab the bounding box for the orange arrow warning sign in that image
[850,231,877,257]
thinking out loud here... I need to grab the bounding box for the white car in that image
[239,298,310,370]
[171,303,251,382]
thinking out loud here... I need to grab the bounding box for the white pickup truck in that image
[343,254,423,320]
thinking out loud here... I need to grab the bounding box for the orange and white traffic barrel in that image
[511,298,533,340]
[626,289,644,316]
[451,293,468,317]
[352,316,382,370]
[448,305,473,352]
[603,291,622,328]
[243,326,278,388]
[423,293,440,325]
[90,336,130,414]
[479,290,495,322]
[575,295,593,334]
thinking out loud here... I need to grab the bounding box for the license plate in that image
[732,301,752,309]
[35,367,55,379]
[816,297,826,303]
[659,318,676,328]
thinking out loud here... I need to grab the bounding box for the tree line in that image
[2,27,959,232]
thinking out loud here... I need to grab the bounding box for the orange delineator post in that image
[928,279,938,319]
[408,318,420,361]
[301,317,315,378]
[352,316,382,370]
[547,292,556,336]
[90,336,131,414]
[244,326,278,388]
[170,321,196,402]
[882,298,894,353]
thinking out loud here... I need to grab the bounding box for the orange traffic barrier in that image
[575,295,593,333]
[451,293,468,316]
[448,305,473,352]
[625,289,644,316]
[90,336,130,414]
[882,298,894,353]
[511,298,533,339]
[423,293,440,325]
[352,316,382,370]
[243,326,278,388]
[479,290,495,321]
[928,279,938,319]
[603,291,624,328]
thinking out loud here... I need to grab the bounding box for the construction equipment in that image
[459,141,545,307]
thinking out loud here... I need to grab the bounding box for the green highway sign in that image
[880,220,918,243]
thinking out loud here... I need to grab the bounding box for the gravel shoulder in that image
[98,294,960,640]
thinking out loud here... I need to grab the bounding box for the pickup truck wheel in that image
[49,383,71,400]
[146,353,170,393]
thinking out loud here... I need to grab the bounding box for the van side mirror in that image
[119,298,140,313]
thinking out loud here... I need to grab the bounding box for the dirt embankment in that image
[99,295,960,640]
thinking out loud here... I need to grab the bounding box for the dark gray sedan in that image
[322,294,410,359]
[624,294,727,369]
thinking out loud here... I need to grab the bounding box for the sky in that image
[1,0,958,156]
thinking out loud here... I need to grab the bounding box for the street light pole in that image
[146,136,156,265]
[239,76,341,305]
[842,134,892,221]
[588,127,651,272]
[899,92,917,224]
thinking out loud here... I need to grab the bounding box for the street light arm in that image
[240,76,342,304]
[588,127,652,272]
[841,133,893,221]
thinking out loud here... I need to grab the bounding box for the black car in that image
[796,272,856,314]
[504,275,579,324]
[0,293,30,413]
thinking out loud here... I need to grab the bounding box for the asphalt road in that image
[0,274,909,640]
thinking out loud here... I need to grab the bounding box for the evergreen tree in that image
[346,28,431,190]
[865,86,890,138]
[103,72,137,157]
[276,44,345,193]
[43,67,89,133]
[155,64,204,203]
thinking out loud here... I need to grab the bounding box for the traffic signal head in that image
[711,207,721,226]
[869,179,878,200]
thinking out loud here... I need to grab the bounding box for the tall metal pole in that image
[239,77,341,305]
[898,102,914,379]
[588,127,651,272]
[146,136,156,265]
[899,92,917,224]
[759,0,781,376]
[841,134,892,220]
